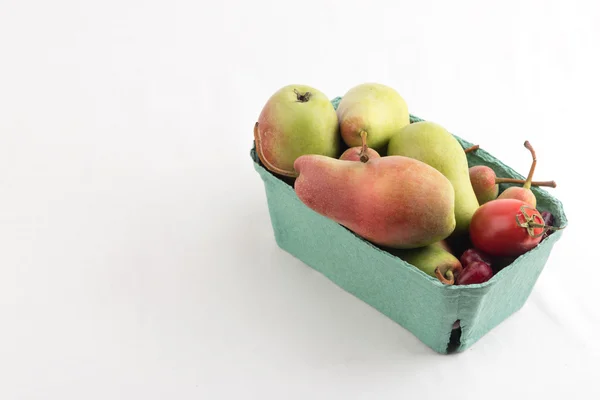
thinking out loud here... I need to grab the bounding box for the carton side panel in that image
[458,232,560,350]
[256,161,460,353]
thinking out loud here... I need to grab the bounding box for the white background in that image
[1,0,599,398]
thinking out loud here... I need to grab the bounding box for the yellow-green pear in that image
[254,85,341,178]
[336,83,410,159]
[387,121,480,236]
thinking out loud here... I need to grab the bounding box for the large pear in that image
[387,121,480,236]
[293,155,456,249]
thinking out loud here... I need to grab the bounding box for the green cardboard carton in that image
[251,97,567,354]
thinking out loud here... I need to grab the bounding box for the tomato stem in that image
[516,205,566,238]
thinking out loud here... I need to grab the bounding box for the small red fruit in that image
[460,248,492,267]
[456,261,494,285]
[469,198,547,257]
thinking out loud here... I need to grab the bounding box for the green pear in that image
[254,84,341,178]
[387,121,480,236]
[336,83,410,159]
[389,241,463,285]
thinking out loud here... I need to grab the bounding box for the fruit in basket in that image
[254,84,341,178]
[456,261,494,285]
[340,146,381,162]
[541,211,555,239]
[469,166,500,204]
[541,211,554,227]
[336,83,410,160]
[391,241,463,285]
[387,121,479,236]
[293,154,456,249]
[469,198,550,257]
[497,141,540,207]
[470,167,557,204]
[460,248,492,267]
[469,165,557,205]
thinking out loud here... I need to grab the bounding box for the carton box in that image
[251,97,567,353]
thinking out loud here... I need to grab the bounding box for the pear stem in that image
[464,144,479,154]
[495,178,557,188]
[358,131,369,163]
[435,268,454,285]
[523,140,537,190]
[293,89,311,103]
[435,263,462,285]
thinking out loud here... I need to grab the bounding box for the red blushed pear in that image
[469,166,500,204]
[469,165,557,205]
[254,85,341,178]
[466,145,556,205]
[497,141,553,207]
[293,154,456,250]
[339,146,381,162]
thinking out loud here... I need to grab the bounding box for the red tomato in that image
[469,198,546,257]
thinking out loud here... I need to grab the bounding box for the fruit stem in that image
[434,263,462,285]
[516,205,566,237]
[293,89,311,103]
[523,141,537,190]
[435,268,454,285]
[358,130,369,163]
[494,177,557,188]
[464,144,479,154]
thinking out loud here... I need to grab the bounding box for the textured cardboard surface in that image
[251,98,567,354]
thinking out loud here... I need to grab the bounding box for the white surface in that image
[1,0,599,398]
